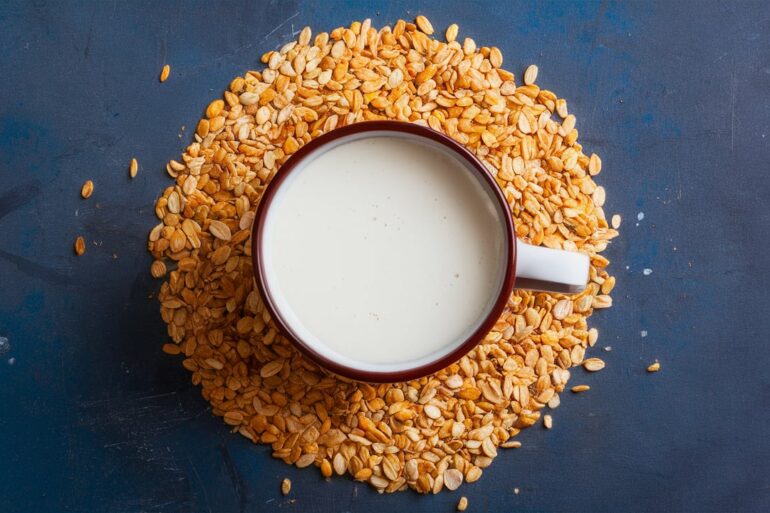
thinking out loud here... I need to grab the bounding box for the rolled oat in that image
[149,18,618,493]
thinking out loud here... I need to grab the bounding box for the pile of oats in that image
[149,17,618,493]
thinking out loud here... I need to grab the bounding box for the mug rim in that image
[251,120,517,382]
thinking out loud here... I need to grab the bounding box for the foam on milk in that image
[263,134,507,370]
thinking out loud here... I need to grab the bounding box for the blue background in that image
[1,1,769,512]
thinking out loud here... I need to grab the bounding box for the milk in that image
[262,135,507,370]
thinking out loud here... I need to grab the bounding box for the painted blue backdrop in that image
[1,1,769,512]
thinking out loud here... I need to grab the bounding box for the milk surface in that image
[264,135,506,369]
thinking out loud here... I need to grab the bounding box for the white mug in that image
[252,121,588,382]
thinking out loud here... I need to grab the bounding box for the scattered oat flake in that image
[643,268,653,276]
[74,236,86,256]
[129,158,138,178]
[281,478,291,496]
[514,488,520,495]
[543,414,553,429]
[611,214,621,229]
[637,212,645,221]
[582,358,606,372]
[524,64,538,85]
[571,385,591,393]
[81,180,94,199]
[457,497,468,511]
[162,343,180,355]
[160,64,170,82]
[647,361,661,373]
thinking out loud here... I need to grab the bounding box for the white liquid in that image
[263,135,506,370]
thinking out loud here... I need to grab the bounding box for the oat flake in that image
[149,17,619,494]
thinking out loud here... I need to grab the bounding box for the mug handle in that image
[514,241,590,294]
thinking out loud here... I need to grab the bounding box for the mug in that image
[251,121,588,382]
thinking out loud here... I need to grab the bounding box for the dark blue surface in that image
[1,1,769,512]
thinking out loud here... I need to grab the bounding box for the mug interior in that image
[253,123,516,381]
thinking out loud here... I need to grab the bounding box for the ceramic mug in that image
[251,121,588,382]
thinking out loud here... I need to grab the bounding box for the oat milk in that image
[263,135,506,368]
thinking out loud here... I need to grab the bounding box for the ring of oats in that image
[150,16,618,494]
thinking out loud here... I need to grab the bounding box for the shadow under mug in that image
[251,121,589,382]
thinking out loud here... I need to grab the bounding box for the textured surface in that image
[0,1,768,512]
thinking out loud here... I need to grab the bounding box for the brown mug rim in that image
[251,121,517,383]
